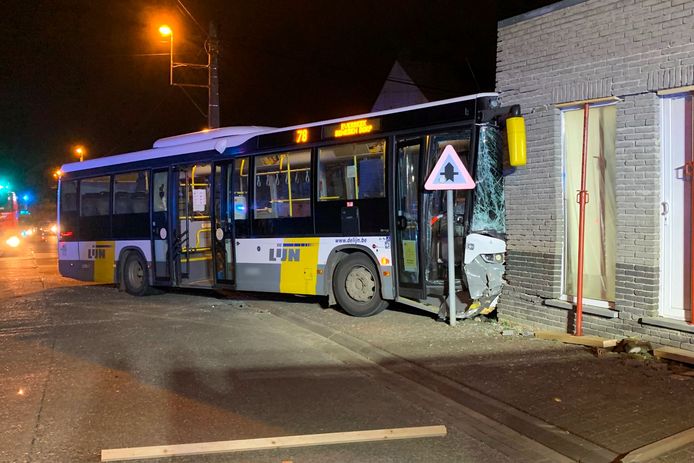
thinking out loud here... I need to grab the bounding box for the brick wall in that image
[496,0,694,349]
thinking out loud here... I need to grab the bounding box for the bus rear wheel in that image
[333,253,388,317]
[122,252,150,296]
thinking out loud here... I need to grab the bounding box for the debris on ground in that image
[614,338,653,355]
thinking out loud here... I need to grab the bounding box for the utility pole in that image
[207,21,220,129]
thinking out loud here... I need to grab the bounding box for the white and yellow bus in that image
[58,93,525,318]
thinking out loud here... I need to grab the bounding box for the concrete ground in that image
[1,238,693,462]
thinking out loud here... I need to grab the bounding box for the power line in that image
[176,0,207,36]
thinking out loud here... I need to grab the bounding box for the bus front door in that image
[395,139,426,300]
[152,169,172,284]
[212,162,235,287]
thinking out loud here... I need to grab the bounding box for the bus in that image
[58,93,525,319]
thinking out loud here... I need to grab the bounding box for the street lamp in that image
[74,145,86,162]
[158,22,220,128]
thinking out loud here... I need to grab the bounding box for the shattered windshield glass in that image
[470,125,505,236]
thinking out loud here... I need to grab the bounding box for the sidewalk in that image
[253,298,694,462]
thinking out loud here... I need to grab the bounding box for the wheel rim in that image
[345,265,375,302]
[127,260,144,289]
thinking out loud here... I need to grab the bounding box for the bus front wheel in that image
[333,253,388,317]
[122,252,150,296]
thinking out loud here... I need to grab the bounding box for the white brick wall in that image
[497,0,694,347]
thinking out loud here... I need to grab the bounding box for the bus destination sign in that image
[324,118,381,139]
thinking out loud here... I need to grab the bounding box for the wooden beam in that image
[654,346,694,366]
[101,425,447,462]
[554,96,621,108]
[657,85,694,96]
[535,330,618,348]
[620,427,694,462]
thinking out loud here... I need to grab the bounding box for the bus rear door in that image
[152,169,172,284]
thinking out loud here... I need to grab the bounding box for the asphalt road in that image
[0,237,565,463]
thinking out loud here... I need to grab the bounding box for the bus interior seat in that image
[95,192,110,215]
[81,193,99,216]
[114,192,132,214]
[131,192,148,213]
[63,193,77,211]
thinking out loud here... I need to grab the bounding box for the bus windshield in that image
[470,125,505,236]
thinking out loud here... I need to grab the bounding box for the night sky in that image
[0,0,556,200]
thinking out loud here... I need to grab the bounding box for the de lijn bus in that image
[58,93,526,319]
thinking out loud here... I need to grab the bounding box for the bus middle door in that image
[174,164,214,287]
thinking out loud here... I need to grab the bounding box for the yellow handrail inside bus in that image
[181,227,211,252]
[353,155,359,199]
[287,156,293,217]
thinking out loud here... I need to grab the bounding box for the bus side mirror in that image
[506,116,527,167]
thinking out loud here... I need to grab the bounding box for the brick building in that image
[496,0,694,349]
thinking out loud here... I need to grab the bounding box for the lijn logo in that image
[269,246,300,262]
[88,245,109,260]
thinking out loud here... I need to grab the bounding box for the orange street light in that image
[74,145,86,162]
[53,169,63,179]
[158,24,172,36]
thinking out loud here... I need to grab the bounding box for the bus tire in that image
[122,252,150,296]
[333,253,388,317]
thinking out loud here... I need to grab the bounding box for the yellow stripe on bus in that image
[94,241,115,283]
[279,238,320,295]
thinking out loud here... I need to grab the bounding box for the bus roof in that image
[61,92,497,174]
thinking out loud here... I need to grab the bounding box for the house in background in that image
[496,0,694,349]
[372,59,471,111]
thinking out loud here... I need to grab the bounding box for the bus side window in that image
[231,158,248,220]
[59,180,78,241]
[253,150,311,219]
[318,139,385,201]
[230,157,249,237]
[80,177,111,217]
[113,171,150,239]
[153,172,168,212]
[79,176,112,241]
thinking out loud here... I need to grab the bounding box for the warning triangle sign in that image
[424,145,476,190]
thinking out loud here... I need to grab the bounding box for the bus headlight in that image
[481,253,505,264]
[6,236,21,248]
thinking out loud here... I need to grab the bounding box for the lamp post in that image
[158,22,220,129]
[158,25,174,85]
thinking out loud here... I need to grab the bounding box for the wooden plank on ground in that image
[101,425,447,462]
[654,346,694,366]
[534,330,618,348]
[620,426,694,462]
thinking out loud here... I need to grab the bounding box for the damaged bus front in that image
[396,99,526,320]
